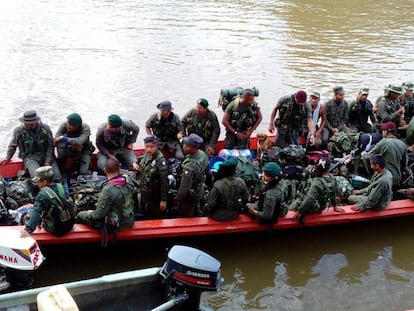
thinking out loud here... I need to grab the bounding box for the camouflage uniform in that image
[250,179,285,224]
[181,108,220,152]
[375,96,403,127]
[55,122,94,175]
[403,94,414,125]
[146,112,184,159]
[96,119,139,171]
[77,175,135,230]
[5,123,61,181]
[273,95,312,148]
[174,149,208,217]
[347,169,393,211]
[348,98,376,133]
[203,176,248,221]
[224,97,261,149]
[324,98,349,135]
[291,175,337,215]
[365,136,407,187]
[137,150,169,219]
[25,183,74,236]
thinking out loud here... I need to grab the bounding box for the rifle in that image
[328,149,357,173]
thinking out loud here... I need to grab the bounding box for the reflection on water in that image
[1,0,414,309]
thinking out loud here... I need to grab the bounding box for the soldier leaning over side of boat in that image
[2,82,414,237]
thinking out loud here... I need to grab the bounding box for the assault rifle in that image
[328,149,358,173]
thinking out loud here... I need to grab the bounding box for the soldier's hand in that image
[132,163,139,171]
[160,201,167,212]
[268,124,275,133]
[206,146,215,157]
[1,159,10,165]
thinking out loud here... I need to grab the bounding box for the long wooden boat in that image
[0,245,222,311]
[1,135,414,246]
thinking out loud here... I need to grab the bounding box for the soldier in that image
[96,114,140,173]
[173,133,208,217]
[20,166,74,237]
[349,154,393,211]
[323,86,349,142]
[222,89,262,149]
[146,100,185,160]
[54,113,95,178]
[402,82,414,126]
[375,84,405,132]
[348,88,376,133]
[364,121,408,188]
[77,158,135,231]
[203,158,248,221]
[181,98,220,157]
[1,110,62,181]
[246,162,286,224]
[269,90,316,148]
[290,158,344,224]
[137,135,169,219]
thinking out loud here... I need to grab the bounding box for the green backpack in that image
[328,132,360,157]
[235,157,261,195]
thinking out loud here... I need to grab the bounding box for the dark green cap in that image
[108,114,122,127]
[221,158,238,168]
[67,113,82,126]
[197,98,209,108]
[263,162,282,178]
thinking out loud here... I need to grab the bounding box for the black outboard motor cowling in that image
[160,245,222,311]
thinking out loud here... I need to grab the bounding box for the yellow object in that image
[37,285,79,311]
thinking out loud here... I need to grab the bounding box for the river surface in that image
[1,0,414,310]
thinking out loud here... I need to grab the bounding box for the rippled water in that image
[1,0,414,309]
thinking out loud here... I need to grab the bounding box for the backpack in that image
[235,157,261,195]
[40,185,75,236]
[278,145,306,165]
[218,87,259,112]
[328,132,360,157]
[6,179,34,210]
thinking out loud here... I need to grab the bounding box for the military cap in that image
[380,121,396,131]
[221,158,238,168]
[295,90,307,103]
[143,135,158,144]
[197,98,209,108]
[108,114,123,127]
[263,162,282,178]
[403,82,414,91]
[309,90,320,98]
[157,100,173,110]
[183,133,204,148]
[387,85,404,94]
[19,110,40,124]
[32,166,54,182]
[67,113,82,126]
[333,86,345,94]
[359,88,369,95]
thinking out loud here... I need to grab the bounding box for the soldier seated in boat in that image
[289,158,344,224]
[222,89,262,149]
[1,110,62,182]
[349,154,393,211]
[375,84,405,135]
[77,158,135,231]
[95,114,140,173]
[145,100,185,160]
[173,134,208,217]
[181,98,220,157]
[246,162,286,224]
[203,158,248,221]
[136,135,169,219]
[54,113,95,179]
[21,166,75,237]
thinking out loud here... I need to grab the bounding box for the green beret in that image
[263,162,282,178]
[67,113,82,126]
[197,98,209,108]
[221,158,238,168]
[108,114,122,127]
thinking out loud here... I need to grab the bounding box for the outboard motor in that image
[0,227,44,291]
[160,245,222,311]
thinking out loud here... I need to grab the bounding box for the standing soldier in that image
[96,114,140,173]
[222,89,262,149]
[402,82,414,126]
[1,110,62,181]
[375,84,405,133]
[269,90,316,148]
[323,86,350,141]
[174,134,208,217]
[54,113,95,178]
[181,98,220,157]
[146,100,185,160]
[348,88,376,133]
[137,135,169,219]
[308,90,327,149]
